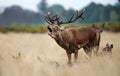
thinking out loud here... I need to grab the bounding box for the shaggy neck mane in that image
[55,30,70,50]
[55,31,63,43]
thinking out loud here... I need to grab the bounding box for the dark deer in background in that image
[102,43,113,55]
[46,10,103,64]
[83,24,105,56]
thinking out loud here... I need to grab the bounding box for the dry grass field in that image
[0,32,120,76]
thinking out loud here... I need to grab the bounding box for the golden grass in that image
[0,32,120,76]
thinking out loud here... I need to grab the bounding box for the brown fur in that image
[83,24,105,56]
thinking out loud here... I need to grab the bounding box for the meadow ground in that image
[0,32,120,76]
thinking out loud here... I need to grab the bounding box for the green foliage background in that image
[0,0,120,33]
[0,22,120,33]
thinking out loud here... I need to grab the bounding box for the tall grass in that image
[0,32,120,76]
[105,22,120,32]
[70,22,120,32]
[0,24,47,33]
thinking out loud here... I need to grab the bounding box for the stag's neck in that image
[55,31,63,44]
[55,31,69,50]
[95,31,101,47]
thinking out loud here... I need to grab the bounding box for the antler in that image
[46,10,84,26]
[58,10,84,25]
[45,12,59,24]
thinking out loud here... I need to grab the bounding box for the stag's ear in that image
[110,44,113,48]
[92,24,95,28]
[106,43,109,46]
[102,24,105,28]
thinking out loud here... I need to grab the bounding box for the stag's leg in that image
[86,50,92,58]
[95,37,100,56]
[84,46,92,58]
[66,52,72,64]
[74,50,78,62]
[94,46,99,56]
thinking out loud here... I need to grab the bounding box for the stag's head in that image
[92,24,104,39]
[92,24,105,34]
[103,43,113,52]
[45,11,84,39]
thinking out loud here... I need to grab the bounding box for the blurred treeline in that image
[0,0,120,25]
[0,22,120,33]
[0,0,120,33]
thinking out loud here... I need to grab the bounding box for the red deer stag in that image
[46,11,102,64]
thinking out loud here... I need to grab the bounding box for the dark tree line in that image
[0,0,120,25]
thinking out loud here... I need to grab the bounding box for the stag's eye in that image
[55,27,58,30]
[52,26,59,31]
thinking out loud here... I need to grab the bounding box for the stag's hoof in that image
[74,60,79,63]
[67,62,72,66]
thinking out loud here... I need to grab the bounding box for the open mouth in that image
[47,26,54,38]
[47,26,52,32]
[48,32,56,39]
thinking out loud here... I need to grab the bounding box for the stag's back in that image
[61,26,96,46]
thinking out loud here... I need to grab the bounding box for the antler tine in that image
[52,14,60,22]
[45,12,61,25]
[45,12,53,24]
[68,14,75,23]
[50,14,61,26]
[45,16,52,24]
[70,10,84,22]
[77,10,84,20]
[58,13,74,25]
[51,15,57,19]
[45,17,50,24]
[55,15,61,26]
